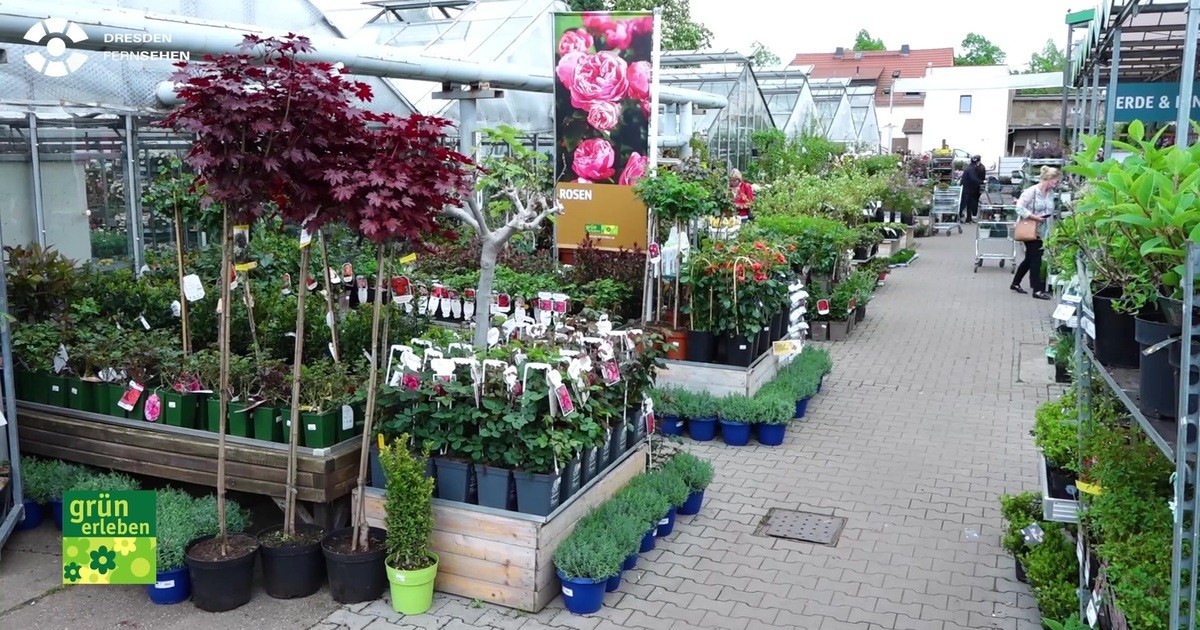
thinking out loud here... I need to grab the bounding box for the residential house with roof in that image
[790,45,954,153]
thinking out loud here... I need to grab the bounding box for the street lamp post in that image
[886,69,901,153]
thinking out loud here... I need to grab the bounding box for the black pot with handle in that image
[1136,311,1179,418]
[1093,287,1140,368]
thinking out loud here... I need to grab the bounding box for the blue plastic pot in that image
[605,571,622,592]
[146,566,191,605]
[756,423,787,446]
[622,553,637,571]
[794,397,810,419]
[639,529,656,552]
[719,420,751,446]
[49,499,63,529]
[688,417,717,441]
[17,500,43,530]
[677,490,704,515]
[658,416,684,436]
[556,569,607,615]
[655,506,678,537]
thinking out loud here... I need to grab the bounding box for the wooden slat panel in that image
[431,530,536,571]
[436,549,534,589]
[359,489,538,548]
[434,572,535,612]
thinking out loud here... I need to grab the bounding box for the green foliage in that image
[754,169,888,226]
[70,472,142,493]
[663,451,714,492]
[888,249,917,265]
[1026,39,1067,74]
[998,491,1041,557]
[747,391,794,425]
[751,215,857,274]
[853,29,885,51]
[1043,615,1089,630]
[955,32,1006,66]
[552,520,625,580]
[634,169,715,225]
[1022,527,1079,622]
[4,244,80,323]
[749,41,780,67]
[156,488,197,571]
[381,435,436,571]
[90,231,128,259]
[19,457,58,504]
[747,130,843,182]
[1033,392,1078,471]
[142,155,217,234]
[715,394,754,423]
[11,321,64,372]
[190,493,251,537]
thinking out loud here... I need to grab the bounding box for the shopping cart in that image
[931,186,963,236]
[974,204,1018,273]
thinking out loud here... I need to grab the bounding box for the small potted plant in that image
[251,359,289,443]
[682,391,717,442]
[751,392,794,446]
[381,435,439,615]
[553,518,625,615]
[1033,395,1079,500]
[16,456,52,530]
[298,360,343,449]
[716,394,753,446]
[11,321,63,405]
[999,491,1042,583]
[184,491,256,611]
[665,452,714,516]
[155,345,198,429]
[647,469,689,538]
[652,388,685,436]
[149,488,197,605]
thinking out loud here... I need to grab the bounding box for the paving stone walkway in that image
[315,232,1060,630]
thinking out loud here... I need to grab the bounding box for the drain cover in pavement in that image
[758,509,846,546]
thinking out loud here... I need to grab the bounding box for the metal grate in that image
[757,509,846,546]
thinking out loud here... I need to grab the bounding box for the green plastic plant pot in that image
[161,391,197,429]
[228,403,252,438]
[105,384,129,418]
[66,378,97,412]
[15,370,36,402]
[45,375,69,407]
[27,372,50,404]
[206,398,222,432]
[253,407,282,443]
[302,410,338,449]
[336,405,361,443]
[194,392,210,431]
[385,555,439,615]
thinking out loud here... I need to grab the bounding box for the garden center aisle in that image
[319,233,1058,630]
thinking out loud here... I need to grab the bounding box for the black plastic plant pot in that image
[368,445,386,489]
[724,334,755,367]
[771,311,787,341]
[562,457,583,499]
[1093,287,1140,368]
[184,534,260,612]
[581,447,600,485]
[598,431,614,471]
[434,458,472,503]
[1167,341,1200,428]
[321,526,387,604]
[258,523,327,599]
[514,471,561,517]
[1045,463,1078,501]
[1054,363,1071,384]
[685,331,715,363]
[1136,313,1179,419]
[1015,559,1028,583]
[855,305,866,324]
[609,424,628,464]
[756,330,770,356]
[476,465,512,510]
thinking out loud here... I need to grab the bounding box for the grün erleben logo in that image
[62,490,156,585]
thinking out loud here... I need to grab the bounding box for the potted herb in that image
[652,388,685,436]
[149,488,196,605]
[751,392,793,446]
[381,435,439,615]
[16,456,52,530]
[998,491,1042,583]
[44,459,88,529]
[1033,394,1079,500]
[620,474,672,552]
[70,472,141,493]
[11,321,63,405]
[665,452,714,515]
[553,519,624,615]
[716,394,754,446]
[682,390,717,442]
[647,469,689,538]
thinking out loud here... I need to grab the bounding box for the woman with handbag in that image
[1011,166,1061,300]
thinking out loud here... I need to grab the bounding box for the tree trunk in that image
[353,244,388,551]
[217,210,233,556]
[173,205,191,357]
[283,245,311,538]
[318,230,341,363]
[472,242,500,348]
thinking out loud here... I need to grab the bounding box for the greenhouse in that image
[846,83,882,151]
[756,66,819,139]
[809,78,859,146]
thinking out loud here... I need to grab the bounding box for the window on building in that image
[959,95,972,113]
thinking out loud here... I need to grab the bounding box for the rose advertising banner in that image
[553,11,659,252]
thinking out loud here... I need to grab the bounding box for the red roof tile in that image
[790,47,955,106]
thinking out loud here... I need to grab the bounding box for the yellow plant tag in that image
[399,253,417,264]
[377,433,385,450]
[1076,480,1103,495]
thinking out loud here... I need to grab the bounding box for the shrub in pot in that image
[43,459,88,529]
[70,471,141,493]
[381,436,439,615]
[665,452,714,515]
[646,469,689,538]
[751,392,793,446]
[575,501,644,592]
[552,520,624,615]
[716,394,754,446]
[184,493,257,612]
[16,456,55,529]
[1033,394,1080,500]
[11,321,64,405]
[998,491,1041,584]
[681,391,718,441]
[257,524,327,599]
[611,478,670,553]
[150,489,198,604]
[652,388,686,435]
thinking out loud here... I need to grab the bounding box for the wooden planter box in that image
[16,402,361,527]
[654,351,781,397]
[357,444,646,612]
[876,239,900,258]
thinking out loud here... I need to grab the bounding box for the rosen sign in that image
[553,11,660,252]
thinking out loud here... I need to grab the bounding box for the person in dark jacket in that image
[959,155,985,223]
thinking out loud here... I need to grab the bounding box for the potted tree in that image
[381,435,439,615]
[685,255,718,363]
[665,452,714,516]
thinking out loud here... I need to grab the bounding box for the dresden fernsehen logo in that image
[23,18,89,77]
[62,490,156,585]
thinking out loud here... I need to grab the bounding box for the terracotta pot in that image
[665,329,688,361]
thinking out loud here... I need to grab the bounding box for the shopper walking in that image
[959,155,985,223]
[1011,166,1061,300]
[730,169,755,221]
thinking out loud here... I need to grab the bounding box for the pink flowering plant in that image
[554,12,654,186]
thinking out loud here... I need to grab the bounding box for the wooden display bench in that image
[654,351,781,397]
[16,402,361,528]
[357,444,647,612]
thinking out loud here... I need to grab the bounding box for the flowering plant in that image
[693,240,791,337]
[554,12,655,186]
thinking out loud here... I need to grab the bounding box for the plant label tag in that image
[600,360,621,386]
[299,228,313,248]
[1081,315,1096,339]
[1086,597,1099,626]
[648,243,661,264]
[139,315,151,330]
[117,381,145,411]
[538,292,553,313]
[773,340,804,356]
[182,274,206,302]
[1052,303,1076,321]
[307,423,317,431]
[328,267,342,285]
[342,263,353,283]
[53,344,68,374]
[281,273,292,295]
[171,300,182,317]
[399,253,418,265]
[144,393,161,422]
[561,586,573,597]
[552,293,569,314]
[307,276,319,291]
[817,299,830,316]
[329,343,338,360]
[155,580,175,589]
[341,405,354,431]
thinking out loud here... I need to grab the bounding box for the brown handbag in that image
[1014,218,1038,242]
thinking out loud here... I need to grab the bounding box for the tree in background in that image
[566,0,713,50]
[955,33,1006,66]
[750,41,781,68]
[853,29,886,52]
[1027,39,1066,73]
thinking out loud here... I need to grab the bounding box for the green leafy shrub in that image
[156,488,197,572]
[1033,393,1079,471]
[716,394,754,423]
[19,457,57,504]
[645,468,690,507]
[1023,527,1079,622]
[750,392,795,425]
[663,452,714,493]
[90,231,128,259]
[381,434,435,571]
[190,493,250,537]
[998,491,1041,558]
[70,472,142,493]
[675,389,714,420]
[552,521,624,581]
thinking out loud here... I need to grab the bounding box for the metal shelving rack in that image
[1073,245,1200,628]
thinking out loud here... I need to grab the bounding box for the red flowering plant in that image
[694,240,790,339]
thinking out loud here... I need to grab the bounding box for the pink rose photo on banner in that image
[554,11,654,186]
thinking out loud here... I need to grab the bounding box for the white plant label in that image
[299,228,313,248]
[1051,303,1076,322]
[139,315,151,330]
[53,344,68,374]
[1081,316,1096,339]
[182,274,205,302]
[155,580,175,589]
[171,300,182,318]
[342,405,354,431]
[307,423,317,431]
[561,586,573,597]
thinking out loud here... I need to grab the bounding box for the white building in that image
[915,65,1014,161]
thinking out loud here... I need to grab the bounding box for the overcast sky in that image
[688,0,1087,69]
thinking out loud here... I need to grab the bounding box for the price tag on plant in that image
[299,228,313,248]
[53,344,68,374]
[144,393,161,422]
[1080,315,1096,339]
[817,299,831,316]
[182,274,205,302]
[1051,303,1076,321]
[117,381,145,412]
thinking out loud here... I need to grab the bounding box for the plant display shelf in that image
[357,443,647,612]
[1072,244,1200,628]
[656,347,781,398]
[1038,452,1081,524]
[16,402,360,528]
